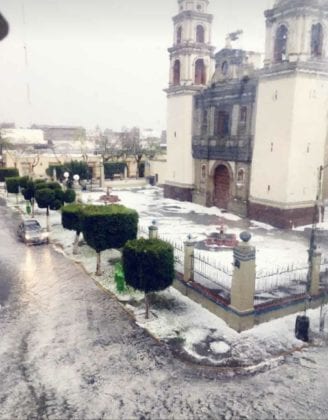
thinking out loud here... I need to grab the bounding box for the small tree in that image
[82,204,138,275]
[5,176,20,202]
[46,164,65,180]
[65,160,90,181]
[0,168,19,182]
[35,188,55,230]
[47,181,62,190]
[61,203,84,254]
[34,181,48,191]
[18,176,29,189]
[122,238,174,318]
[63,188,76,204]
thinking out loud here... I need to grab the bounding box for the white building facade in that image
[165,0,328,228]
[164,0,215,201]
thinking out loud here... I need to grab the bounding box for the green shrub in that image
[54,188,64,202]
[46,164,65,180]
[5,177,20,194]
[34,178,46,184]
[62,203,84,234]
[82,204,138,253]
[63,188,76,204]
[122,238,174,294]
[66,160,90,181]
[22,180,35,201]
[50,199,62,211]
[47,181,62,190]
[0,168,19,182]
[82,204,138,275]
[104,161,127,179]
[35,188,55,211]
[18,176,29,189]
[34,182,48,190]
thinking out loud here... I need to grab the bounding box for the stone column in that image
[184,237,194,282]
[231,232,256,313]
[309,251,321,296]
[100,163,105,188]
[148,221,158,240]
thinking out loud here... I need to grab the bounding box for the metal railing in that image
[192,249,233,293]
[256,264,308,294]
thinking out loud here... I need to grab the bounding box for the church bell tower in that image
[164,0,215,201]
[249,0,328,228]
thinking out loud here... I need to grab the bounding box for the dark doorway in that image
[214,165,230,209]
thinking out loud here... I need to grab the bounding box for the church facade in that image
[164,0,328,228]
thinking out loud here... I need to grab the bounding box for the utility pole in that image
[307,164,328,332]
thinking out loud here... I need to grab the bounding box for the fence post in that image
[100,162,105,188]
[231,232,256,313]
[148,220,158,240]
[309,251,321,296]
[184,236,194,282]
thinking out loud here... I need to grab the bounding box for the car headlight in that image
[25,234,31,240]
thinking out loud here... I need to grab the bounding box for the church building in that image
[164,0,328,228]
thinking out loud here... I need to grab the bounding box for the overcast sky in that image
[0,0,274,131]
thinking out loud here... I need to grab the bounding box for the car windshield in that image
[25,222,41,231]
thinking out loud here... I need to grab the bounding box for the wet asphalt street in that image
[0,200,328,419]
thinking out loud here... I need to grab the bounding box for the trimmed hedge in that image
[104,162,126,179]
[63,188,76,204]
[35,188,55,210]
[47,181,62,190]
[18,176,29,189]
[5,177,20,194]
[0,168,19,182]
[122,238,174,293]
[46,164,65,180]
[46,161,90,181]
[22,180,35,201]
[62,203,84,234]
[34,182,48,191]
[82,204,138,253]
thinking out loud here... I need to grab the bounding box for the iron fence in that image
[192,249,233,293]
[158,232,184,273]
[255,264,308,295]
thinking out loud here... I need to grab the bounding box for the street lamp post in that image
[63,171,69,190]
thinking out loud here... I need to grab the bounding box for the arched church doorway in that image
[214,165,230,209]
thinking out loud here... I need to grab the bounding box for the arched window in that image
[173,60,181,85]
[196,25,205,43]
[177,26,182,45]
[274,25,288,63]
[311,23,323,57]
[195,59,206,84]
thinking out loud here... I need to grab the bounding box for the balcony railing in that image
[192,135,253,162]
